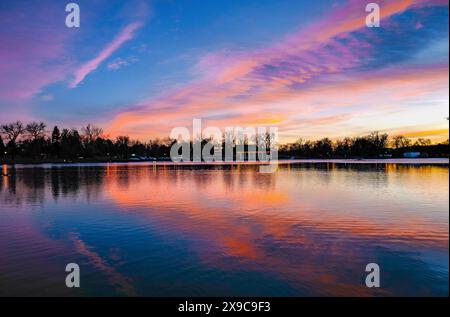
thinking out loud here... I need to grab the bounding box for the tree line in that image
[279,132,448,159]
[0,121,175,163]
[0,121,448,163]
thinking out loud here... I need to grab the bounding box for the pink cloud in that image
[104,0,449,144]
[0,4,73,101]
[107,0,443,140]
[70,22,143,88]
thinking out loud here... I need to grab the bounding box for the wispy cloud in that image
[70,22,143,88]
[107,56,139,71]
[106,0,449,141]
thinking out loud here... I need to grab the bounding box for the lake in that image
[0,161,448,296]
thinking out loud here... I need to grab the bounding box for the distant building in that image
[403,152,421,158]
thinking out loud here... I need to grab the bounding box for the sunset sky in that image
[0,0,448,142]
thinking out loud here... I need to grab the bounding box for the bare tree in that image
[369,131,389,152]
[116,135,130,147]
[1,121,26,144]
[1,121,26,162]
[25,122,47,141]
[414,138,432,147]
[116,136,130,158]
[82,124,103,143]
[391,135,411,149]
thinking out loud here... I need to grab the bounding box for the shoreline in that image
[2,158,449,169]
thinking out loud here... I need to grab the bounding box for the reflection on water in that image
[0,163,448,296]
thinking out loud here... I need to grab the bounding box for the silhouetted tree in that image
[1,121,26,162]
[414,138,432,147]
[335,137,353,158]
[116,136,130,158]
[0,121,448,162]
[60,128,83,159]
[129,140,146,157]
[25,122,46,141]
[51,126,61,143]
[369,131,388,156]
[81,124,103,157]
[24,122,47,159]
[313,138,333,158]
[51,126,61,158]
[82,124,103,144]
[391,135,411,149]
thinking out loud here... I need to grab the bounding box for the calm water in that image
[0,162,448,296]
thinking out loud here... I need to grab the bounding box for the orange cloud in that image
[105,0,448,143]
[402,128,449,139]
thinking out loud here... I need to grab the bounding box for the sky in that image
[0,0,448,143]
